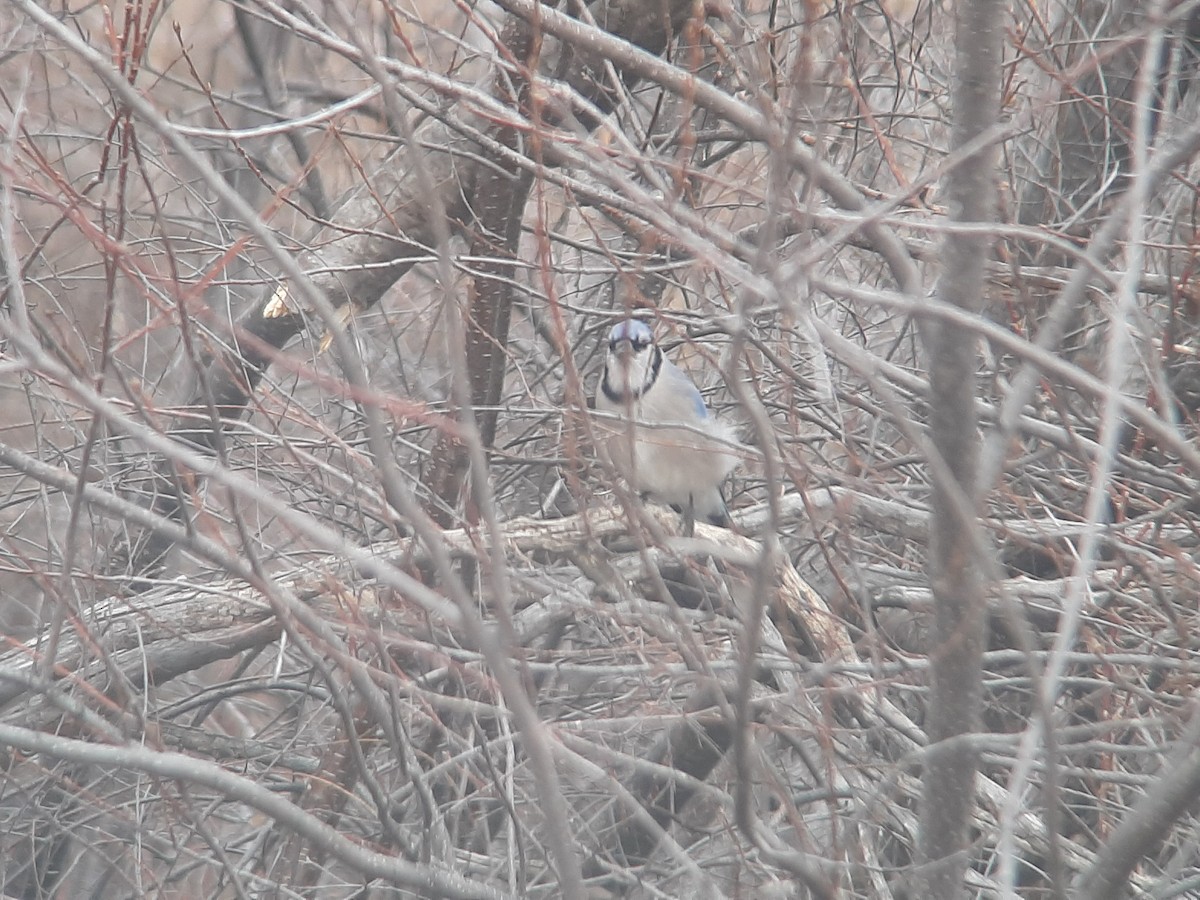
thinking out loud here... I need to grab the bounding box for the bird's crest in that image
[607,319,654,350]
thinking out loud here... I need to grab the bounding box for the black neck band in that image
[601,345,661,403]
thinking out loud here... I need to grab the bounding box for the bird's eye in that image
[608,322,652,351]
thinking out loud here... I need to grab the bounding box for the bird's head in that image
[602,319,660,401]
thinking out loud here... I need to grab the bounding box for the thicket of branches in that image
[2,0,1200,897]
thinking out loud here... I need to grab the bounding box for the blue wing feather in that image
[662,361,709,420]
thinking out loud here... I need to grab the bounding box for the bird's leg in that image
[683,494,696,537]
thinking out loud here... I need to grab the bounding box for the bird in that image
[594,318,740,531]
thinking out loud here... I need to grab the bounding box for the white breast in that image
[595,360,740,508]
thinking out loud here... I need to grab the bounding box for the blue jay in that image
[595,319,739,529]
